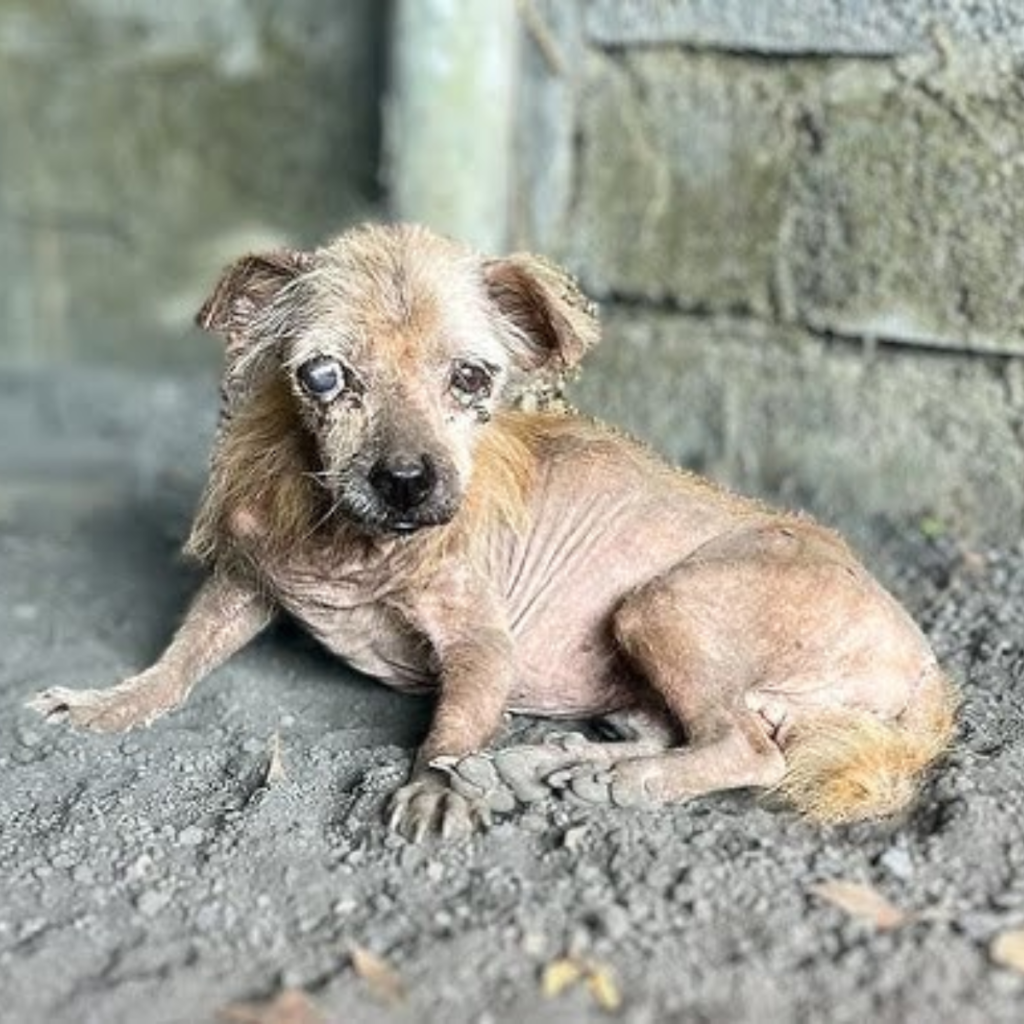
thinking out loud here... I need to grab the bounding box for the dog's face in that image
[197,224,598,536]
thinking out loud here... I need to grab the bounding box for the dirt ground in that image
[2,367,1023,1024]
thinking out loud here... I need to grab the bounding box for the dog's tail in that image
[776,668,958,824]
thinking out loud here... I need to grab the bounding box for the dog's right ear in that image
[483,254,600,375]
[196,249,313,337]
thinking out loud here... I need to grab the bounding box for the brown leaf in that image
[990,929,1024,973]
[218,987,323,1024]
[350,944,407,1007]
[810,880,908,930]
[542,956,623,1013]
[541,957,583,998]
[586,963,623,1013]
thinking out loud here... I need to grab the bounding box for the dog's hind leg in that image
[548,717,786,807]
[546,565,788,806]
[553,522,947,817]
[433,705,678,808]
[444,522,947,820]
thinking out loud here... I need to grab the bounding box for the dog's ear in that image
[196,249,313,337]
[483,254,599,373]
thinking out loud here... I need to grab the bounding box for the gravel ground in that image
[1,368,1023,1024]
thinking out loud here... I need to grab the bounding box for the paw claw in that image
[27,674,181,734]
[28,686,135,733]
[432,752,499,794]
[387,772,492,842]
[27,688,75,722]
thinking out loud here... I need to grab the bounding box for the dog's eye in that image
[297,356,344,400]
[450,360,494,403]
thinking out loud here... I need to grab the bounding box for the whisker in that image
[301,495,343,543]
[303,469,337,492]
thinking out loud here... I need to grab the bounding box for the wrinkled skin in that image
[30,223,954,840]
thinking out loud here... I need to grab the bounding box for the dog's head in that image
[196,223,598,537]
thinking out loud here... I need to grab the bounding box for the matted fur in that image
[186,375,321,566]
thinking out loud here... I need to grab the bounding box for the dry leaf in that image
[990,929,1024,973]
[542,956,622,1013]
[350,944,407,1006]
[586,964,622,1013]
[811,880,907,930]
[541,958,583,998]
[266,732,286,785]
[218,987,323,1024]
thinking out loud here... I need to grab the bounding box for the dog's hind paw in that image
[548,762,659,808]
[434,732,599,808]
[387,770,492,842]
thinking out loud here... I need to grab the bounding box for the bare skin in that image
[29,223,957,839]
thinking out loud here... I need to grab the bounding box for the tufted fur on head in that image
[185,223,601,566]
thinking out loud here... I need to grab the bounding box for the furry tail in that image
[777,670,958,824]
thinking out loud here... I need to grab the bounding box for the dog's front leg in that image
[29,570,275,732]
[388,615,515,841]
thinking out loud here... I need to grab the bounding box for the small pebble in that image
[124,854,153,882]
[136,890,170,917]
[562,824,589,852]
[177,825,205,848]
[601,903,632,942]
[520,811,548,834]
[880,846,914,881]
[520,930,547,958]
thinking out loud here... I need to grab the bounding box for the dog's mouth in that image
[318,455,461,538]
[384,512,451,535]
[390,519,420,534]
[330,488,458,538]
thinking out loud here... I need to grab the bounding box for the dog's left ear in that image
[483,254,599,374]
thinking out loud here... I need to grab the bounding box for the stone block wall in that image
[0,0,384,367]
[514,0,1024,543]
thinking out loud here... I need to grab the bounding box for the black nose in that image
[369,455,437,512]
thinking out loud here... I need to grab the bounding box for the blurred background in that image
[1,0,1022,544]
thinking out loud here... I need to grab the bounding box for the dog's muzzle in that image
[365,454,455,533]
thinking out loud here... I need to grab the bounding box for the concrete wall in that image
[387,0,517,254]
[0,0,384,368]
[514,0,1024,543]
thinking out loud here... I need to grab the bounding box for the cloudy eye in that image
[297,355,344,400]
[450,360,494,404]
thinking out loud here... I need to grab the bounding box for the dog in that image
[30,222,957,840]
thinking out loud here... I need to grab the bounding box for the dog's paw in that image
[549,757,663,808]
[28,675,178,733]
[431,753,517,813]
[387,770,492,842]
[434,732,597,808]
